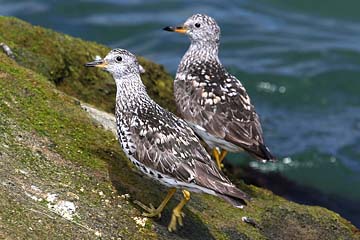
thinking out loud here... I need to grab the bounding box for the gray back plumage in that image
[174,14,275,161]
[99,48,250,204]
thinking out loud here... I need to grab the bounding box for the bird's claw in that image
[134,200,161,218]
[168,210,185,232]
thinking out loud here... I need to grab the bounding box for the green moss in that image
[0,17,359,240]
[0,16,175,113]
[0,53,105,169]
[0,52,158,239]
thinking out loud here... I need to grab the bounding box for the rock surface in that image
[0,16,359,240]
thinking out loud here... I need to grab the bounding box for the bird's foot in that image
[167,190,190,232]
[134,201,162,218]
[216,160,225,170]
[134,188,176,219]
[213,148,225,170]
[168,208,185,232]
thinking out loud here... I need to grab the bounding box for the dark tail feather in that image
[216,192,247,208]
[193,162,250,208]
[247,143,276,162]
[259,143,276,161]
[215,183,251,208]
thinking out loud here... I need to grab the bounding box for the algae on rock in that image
[0,16,175,114]
[0,16,359,240]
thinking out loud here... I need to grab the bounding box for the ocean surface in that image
[1,0,359,226]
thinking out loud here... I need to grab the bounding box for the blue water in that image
[1,0,359,226]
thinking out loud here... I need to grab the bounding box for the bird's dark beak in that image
[163,25,188,34]
[85,59,108,68]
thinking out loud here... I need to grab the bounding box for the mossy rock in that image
[0,16,359,240]
[0,16,175,114]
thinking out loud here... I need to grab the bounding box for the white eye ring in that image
[116,56,122,62]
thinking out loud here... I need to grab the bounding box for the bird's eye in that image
[116,56,122,62]
[195,23,201,28]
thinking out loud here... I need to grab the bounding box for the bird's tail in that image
[247,143,276,162]
[216,190,249,208]
[212,180,251,208]
[193,162,250,207]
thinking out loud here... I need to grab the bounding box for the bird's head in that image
[164,14,220,44]
[85,48,142,77]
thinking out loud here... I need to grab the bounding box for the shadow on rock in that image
[98,147,214,240]
[226,163,360,228]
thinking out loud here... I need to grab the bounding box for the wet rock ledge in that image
[0,16,359,240]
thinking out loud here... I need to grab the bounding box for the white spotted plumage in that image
[88,48,250,206]
[171,14,275,161]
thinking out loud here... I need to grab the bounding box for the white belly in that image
[188,122,243,152]
[126,154,217,196]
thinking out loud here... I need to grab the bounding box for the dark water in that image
[1,0,359,226]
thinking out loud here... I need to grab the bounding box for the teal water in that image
[1,0,359,226]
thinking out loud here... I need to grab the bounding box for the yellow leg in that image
[168,190,191,232]
[134,188,176,218]
[212,148,228,170]
[219,149,228,164]
[212,148,222,170]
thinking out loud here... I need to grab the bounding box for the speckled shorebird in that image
[85,49,250,232]
[164,14,276,169]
